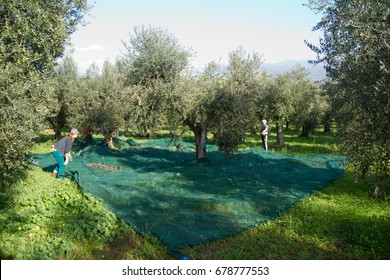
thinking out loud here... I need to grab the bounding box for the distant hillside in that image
[260,59,327,81]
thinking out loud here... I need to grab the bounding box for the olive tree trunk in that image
[276,121,285,147]
[104,134,115,149]
[184,119,207,159]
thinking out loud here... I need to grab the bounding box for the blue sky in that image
[67,0,322,73]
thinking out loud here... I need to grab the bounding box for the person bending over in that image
[51,128,79,180]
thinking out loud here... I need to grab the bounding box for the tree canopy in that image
[123,25,192,86]
[122,25,192,137]
[0,0,90,187]
[306,0,390,180]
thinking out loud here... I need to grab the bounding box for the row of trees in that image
[1,0,388,188]
[48,28,327,159]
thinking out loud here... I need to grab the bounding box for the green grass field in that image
[1,129,389,260]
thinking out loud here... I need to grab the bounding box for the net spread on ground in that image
[33,138,346,251]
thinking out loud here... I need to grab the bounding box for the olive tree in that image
[171,48,264,158]
[47,56,81,139]
[211,47,263,154]
[77,61,127,148]
[263,73,296,147]
[288,66,329,137]
[176,62,221,159]
[0,0,89,187]
[122,25,192,136]
[306,0,390,180]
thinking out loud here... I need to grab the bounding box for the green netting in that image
[32,138,346,252]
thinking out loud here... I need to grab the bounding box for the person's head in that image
[69,128,79,139]
[261,119,267,124]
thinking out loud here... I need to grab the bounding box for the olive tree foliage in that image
[207,85,251,155]
[287,67,329,137]
[169,48,264,158]
[88,61,127,148]
[263,72,296,147]
[211,47,264,154]
[73,60,127,148]
[0,0,89,187]
[47,56,80,139]
[225,46,265,135]
[125,80,173,137]
[65,62,100,131]
[174,62,222,159]
[50,58,128,149]
[123,25,191,85]
[320,80,338,133]
[262,66,329,146]
[306,0,390,180]
[122,25,192,137]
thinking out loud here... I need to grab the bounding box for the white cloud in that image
[75,44,106,52]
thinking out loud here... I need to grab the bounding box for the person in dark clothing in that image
[51,128,79,180]
[84,127,93,144]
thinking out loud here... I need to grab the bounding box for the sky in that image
[66,0,323,73]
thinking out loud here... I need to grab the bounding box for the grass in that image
[242,128,340,155]
[0,128,389,259]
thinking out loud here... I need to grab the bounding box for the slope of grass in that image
[0,166,172,260]
[0,132,172,260]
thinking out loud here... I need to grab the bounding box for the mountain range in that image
[259,59,327,81]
